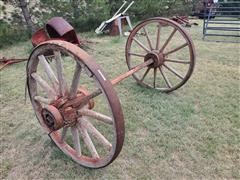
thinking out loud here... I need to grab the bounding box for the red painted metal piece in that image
[0,57,27,71]
[46,17,80,45]
[31,28,50,47]
[171,16,198,27]
[31,17,81,47]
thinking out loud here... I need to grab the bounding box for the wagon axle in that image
[27,17,195,168]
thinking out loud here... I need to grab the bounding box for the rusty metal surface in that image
[111,59,153,85]
[0,57,27,71]
[170,16,198,27]
[31,28,49,47]
[25,17,196,169]
[46,17,80,45]
[48,87,94,129]
[125,17,196,92]
[27,40,124,168]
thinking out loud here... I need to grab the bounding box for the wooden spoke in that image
[160,28,177,52]
[54,50,68,96]
[156,23,161,50]
[165,58,190,64]
[34,96,52,104]
[132,37,151,53]
[81,118,112,151]
[164,42,188,56]
[153,68,157,88]
[140,67,151,82]
[71,126,81,156]
[69,63,82,99]
[128,52,146,58]
[31,73,56,98]
[38,55,58,91]
[79,108,113,125]
[163,64,184,80]
[143,27,153,50]
[77,123,99,158]
[61,127,68,143]
[159,67,172,88]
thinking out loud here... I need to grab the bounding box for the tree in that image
[18,0,36,34]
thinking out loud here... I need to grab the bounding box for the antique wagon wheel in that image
[27,40,124,168]
[126,17,196,92]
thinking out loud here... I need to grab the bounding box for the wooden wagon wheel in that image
[27,40,124,168]
[126,17,196,92]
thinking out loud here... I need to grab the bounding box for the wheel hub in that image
[42,105,64,131]
[144,51,165,68]
[41,87,94,131]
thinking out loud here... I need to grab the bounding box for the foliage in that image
[0,0,193,48]
[0,20,30,49]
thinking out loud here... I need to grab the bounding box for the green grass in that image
[0,20,239,179]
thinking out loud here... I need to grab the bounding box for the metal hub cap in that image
[42,105,64,131]
[144,51,164,68]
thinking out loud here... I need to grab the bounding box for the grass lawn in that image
[0,19,239,179]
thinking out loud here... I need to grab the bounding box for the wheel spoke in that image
[54,50,68,96]
[77,123,99,158]
[31,73,56,98]
[164,42,188,56]
[165,58,190,64]
[159,67,172,88]
[143,27,153,50]
[140,67,151,82]
[160,28,177,52]
[69,63,82,99]
[153,68,157,88]
[38,55,59,91]
[79,108,113,125]
[81,118,112,151]
[128,52,146,58]
[163,64,184,79]
[71,126,81,156]
[156,23,161,50]
[132,37,151,53]
[61,127,68,143]
[34,96,52,104]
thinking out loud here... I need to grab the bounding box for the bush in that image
[0,21,30,49]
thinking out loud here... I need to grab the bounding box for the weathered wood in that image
[159,67,172,88]
[81,118,112,150]
[143,27,153,50]
[165,58,190,64]
[34,96,52,104]
[163,64,184,79]
[77,123,99,158]
[38,55,59,91]
[71,126,81,156]
[140,67,151,82]
[153,67,157,88]
[128,52,146,57]
[69,63,82,99]
[79,108,113,125]
[132,37,151,53]
[164,42,188,56]
[61,127,68,143]
[156,23,161,50]
[54,51,68,96]
[160,28,177,52]
[31,73,56,98]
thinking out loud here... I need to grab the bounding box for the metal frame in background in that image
[203,1,240,43]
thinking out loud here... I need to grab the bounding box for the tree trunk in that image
[71,0,81,18]
[18,0,36,34]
